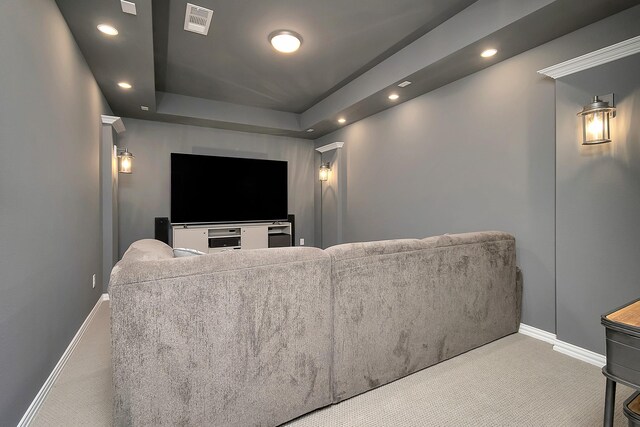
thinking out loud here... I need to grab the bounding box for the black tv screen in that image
[171,153,288,224]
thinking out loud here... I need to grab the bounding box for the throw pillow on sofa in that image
[173,248,206,257]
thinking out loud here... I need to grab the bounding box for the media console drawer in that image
[602,299,640,387]
[209,236,241,248]
[173,227,208,253]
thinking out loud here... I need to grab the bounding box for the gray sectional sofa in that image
[109,231,521,426]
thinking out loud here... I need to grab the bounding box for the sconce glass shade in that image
[319,162,330,182]
[577,96,615,145]
[117,149,134,174]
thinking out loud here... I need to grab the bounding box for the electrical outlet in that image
[92,274,96,289]
[299,238,305,246]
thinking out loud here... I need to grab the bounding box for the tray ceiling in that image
[55,0,640,139]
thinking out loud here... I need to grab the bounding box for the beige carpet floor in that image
[32,301,633,426]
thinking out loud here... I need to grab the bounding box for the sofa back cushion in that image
[327,231,519,402]
[110,246,333,426]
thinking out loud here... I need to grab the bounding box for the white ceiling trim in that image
[101,115,126,134]
[316,142,345,153]
[538,35,640,79]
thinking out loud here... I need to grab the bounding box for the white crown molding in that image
[538,35,640,79]
[18,294,109,427]
[519,323,606,368]
[316,141,344,153]
[101,115,126,134]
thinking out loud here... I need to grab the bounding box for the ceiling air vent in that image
[184,3,213,36]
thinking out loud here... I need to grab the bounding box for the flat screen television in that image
[171,153,288,224]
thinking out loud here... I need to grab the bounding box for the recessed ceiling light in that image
[388,93,399,101]
[398,81,412,88]
[118,82,132,89]
[306,128,314,132]
[481,48,497,58]
[140,106,149,111]
[97,24,118,36]
[338,118,346,124]
[269,30,302,53]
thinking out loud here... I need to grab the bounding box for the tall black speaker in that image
[155,217,170,245]
[287,214,295,246]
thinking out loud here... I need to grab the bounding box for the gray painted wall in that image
[314,6,640,334]
[556,54,640,354]
[117,118,316,257]
[0,0,110,424]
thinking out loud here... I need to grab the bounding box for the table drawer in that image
[605,328,640,388]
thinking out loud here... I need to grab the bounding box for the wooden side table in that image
[601,298,640,427]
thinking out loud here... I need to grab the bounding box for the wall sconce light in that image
[319,162,330,182]
[117,148,134,174]
[577,95,616,145]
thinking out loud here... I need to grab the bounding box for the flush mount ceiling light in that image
[337,117,346,124]
[118,82,132,89]
[306,128,314,133]
[398,81,412,88]
[97,24,118,36]
[481,48,498,58]
[388,93,399,101]
[269,30,302,53]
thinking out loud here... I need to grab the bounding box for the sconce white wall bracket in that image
[598,93,615,118]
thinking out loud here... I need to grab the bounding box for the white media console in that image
[172,222,292,253]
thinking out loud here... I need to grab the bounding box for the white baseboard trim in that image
[17,293,109,427]
[518,323,557,345]
[553,339,606,368]
[518,323,606,368]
